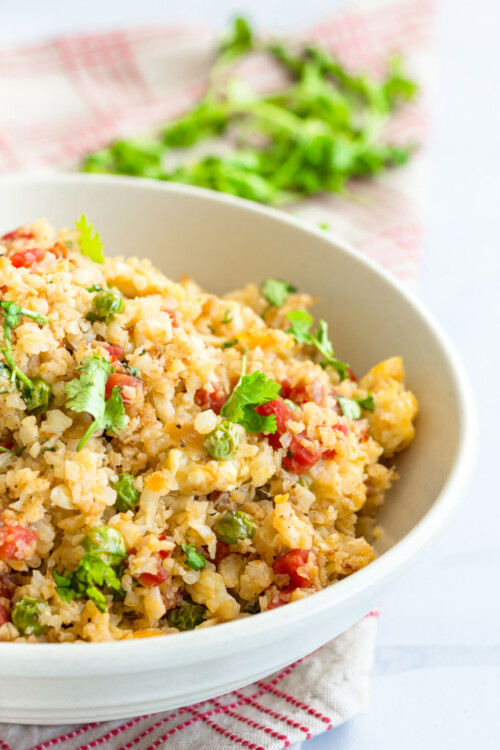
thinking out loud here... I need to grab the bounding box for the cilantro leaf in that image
[337,396,362,420]
[356,393,375,412]
[260,279,297,309]
[286,309,314,343]
[181,543,207,571]
[63,354,128,451]
[218,16,254,64]
[221,353,281,433]
[286,311,349,381]
[75,215,104,264]
[337,392,375,419]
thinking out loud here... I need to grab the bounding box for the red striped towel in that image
[0,0,433,746]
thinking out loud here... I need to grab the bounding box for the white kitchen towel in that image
[0,0,433,747]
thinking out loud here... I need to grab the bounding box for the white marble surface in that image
[1,1,498,748]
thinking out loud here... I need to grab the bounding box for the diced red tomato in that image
[347,367,358,382]
[256,398,295,446]
[362,433,370,442]
[164,310,179,328]
[0,604,10,626]
[334,423,348,436]
[137,566,169,588]
[257,399,322,474]
[0,522,37,561]
[283,439,322,474]
[1,228,34,242]
[322,448,337,460]
[272,549,315,588]
[157,532,171,560]
[195,382,226,414]
[281,379,325,406]
[103,344,124,362]
[10,247,46,268]
[0,440,13,451]
[105,373,145,403]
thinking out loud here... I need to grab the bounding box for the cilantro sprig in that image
[286,310,350,381]
[337,393,375,420]
[0,301,50,394]
[53,552,124,613]
[63,354,128,451]
[75,215,104,264]
[221,351,281,433]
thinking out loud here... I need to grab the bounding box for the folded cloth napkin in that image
[0,0,433,747]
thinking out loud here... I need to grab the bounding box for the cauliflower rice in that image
[0,219,418,643]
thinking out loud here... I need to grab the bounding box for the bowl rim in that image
[0,174,477,671]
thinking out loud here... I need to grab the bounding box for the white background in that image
[1,1,499,748]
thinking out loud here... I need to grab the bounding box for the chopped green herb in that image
[221,352,280,433]
[337,392,375,419]
[24,377,52,415]
[222,309,233,324]
[283,398,298,411]
[53,551,124,613]
[75,215,104,264]
[53,527,126,612]
[181,543,207,571]
[0,301,50,394]
[286,310,349,380]
[122,362,141,378]
[63,354,128,451]
[260,279,297,309]
[222,338,238,349]
[86,284,103,293]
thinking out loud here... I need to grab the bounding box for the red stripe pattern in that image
[0,614,377,750]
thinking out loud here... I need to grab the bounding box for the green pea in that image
[112,473,140,512]
[24,377,53,415]
[167,600,206,631]
[214,510,257,545]
[204,420,239,461]
[11,596,49,636]
[86,290,124,324]
[82,525,126,565]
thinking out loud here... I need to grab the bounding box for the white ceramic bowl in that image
[0,175,476,724]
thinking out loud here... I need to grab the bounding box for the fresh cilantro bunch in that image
[81,17,418,205]
[75,215,104,263]
[221,352,281,433]
[53,553,124,613]
[63,354,128,451]
[0,300,50,394]
[286,310,349,380]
